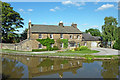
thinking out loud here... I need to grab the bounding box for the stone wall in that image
[1,39,32,51]
[1,43,16,50]
[30,33,82,50]
[81,41,101,48]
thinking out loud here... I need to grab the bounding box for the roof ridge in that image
[32,24,58,26]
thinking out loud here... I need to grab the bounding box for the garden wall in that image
[1,39,32,51]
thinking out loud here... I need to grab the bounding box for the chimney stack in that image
[71,23,77,28]
[59,21,63,27]
[28,19,32,39]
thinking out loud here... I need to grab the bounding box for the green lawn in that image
[1,49,120,59]
[57,50,99,54]
[1,49,32,54]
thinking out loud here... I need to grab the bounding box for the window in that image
[38,44,42,49]
[39,34,42,39]
[70,35,72,39]
[84,42,87,46]
[69,43,75,47]
[77,42,80,47]
[50,34,53,39]
[77,35,80,39]
[60,43,63,48]
[60,34,63,39]
[50,44,53,48]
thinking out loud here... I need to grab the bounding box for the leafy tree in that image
[102,17,118,48]
[36,37,55,51]
[21,28,28,40]
[85,28,101,36]
[113,27,120,50]
[2,2,24,43]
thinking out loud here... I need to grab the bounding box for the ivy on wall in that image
[36,37,55,51]
[60,39,68,48]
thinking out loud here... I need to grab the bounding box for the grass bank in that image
[1,49,120,59]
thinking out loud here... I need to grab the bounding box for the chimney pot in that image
[71,23,77,28]
[59,21,63,27]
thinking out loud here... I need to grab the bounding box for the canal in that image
[2,54,120,79]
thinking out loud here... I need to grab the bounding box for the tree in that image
[2,2,24,43]
[102,17,118,48]
[21,28,28,40]
[85,28,101,36]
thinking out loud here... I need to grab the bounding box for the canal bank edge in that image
[1,52,120,60]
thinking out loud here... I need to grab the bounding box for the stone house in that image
[82,33,102,48]
[27,20,82,50]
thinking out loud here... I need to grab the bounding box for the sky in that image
[6,1,118,33]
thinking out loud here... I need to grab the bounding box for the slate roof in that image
[82,33,101,41]
[31,24,82,34]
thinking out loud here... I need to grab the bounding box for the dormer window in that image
[60,34,63,39]
[50,34,53,39]
[39,34,42,39]
[70,35,72,39]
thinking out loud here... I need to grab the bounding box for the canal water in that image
[2,54,120,79]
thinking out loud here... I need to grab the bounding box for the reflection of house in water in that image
[2,55,83,78]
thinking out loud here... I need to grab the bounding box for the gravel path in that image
[91,48,120,55]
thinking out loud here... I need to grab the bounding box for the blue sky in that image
[7,1,118,33]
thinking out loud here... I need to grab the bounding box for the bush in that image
[32,49,48,52]
[74,47,80,51]
[32,46,59,52]
[80,46,90,51]
[73,46,89,51]
[53,46,59,50]
[113,39,120,50]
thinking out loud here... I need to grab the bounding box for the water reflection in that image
[101,60,119,78]
[2,54,120,79]
[2,57,24,78]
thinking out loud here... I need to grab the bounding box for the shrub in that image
[80,46,90,51]
[32,49,48,52]
[74,47,80,51]
[32,46,59,52]
[113,39,120,50]
[84,55,94,60]
[60,39,68,48]
[53,46,59,50]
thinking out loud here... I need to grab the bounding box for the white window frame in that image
[50,34,53,39]
[38,44,42,49]
[77,35,80,40]
[60,34,63,39]
[50,44,53,48]
[70,35,72,39]
[60,43,63,48]
[39,34,42,39]
[69,43,75,47]
[77,42,79,47]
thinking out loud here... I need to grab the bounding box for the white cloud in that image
[94,0,101,4]
[19,9,24,12]
[28,9,33,11]
[96,4,114,11]
[62,1,85,7]
[50,9,55,12]
[55,6,60,10]
[50,6,60,12]
[62,1,73,5]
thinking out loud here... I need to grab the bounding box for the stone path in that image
[91,48,120,55]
